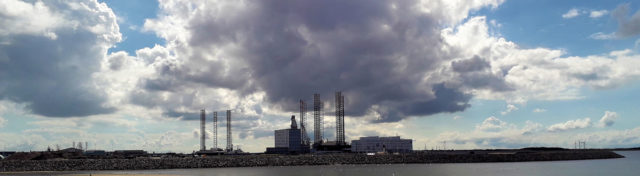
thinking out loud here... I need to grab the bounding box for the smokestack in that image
[200,109,206,151]
[291,115,298,129]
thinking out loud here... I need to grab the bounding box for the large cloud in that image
[132,0,509,123]
[129,0,640,124]
[0,0,121,117]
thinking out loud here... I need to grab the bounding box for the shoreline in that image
[0,150,624,172]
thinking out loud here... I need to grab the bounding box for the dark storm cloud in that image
[371,83,471,122]
[451,56,513,92]
[137,0,512,122]
[452,56,491,73]
[237,0,446,111]
[0,32,114,117]
[140,58,252,92]
[612,3,640,38]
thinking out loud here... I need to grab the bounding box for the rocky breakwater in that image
[0,150,624,172]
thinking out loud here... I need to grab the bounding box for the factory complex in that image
[197,91,413,155]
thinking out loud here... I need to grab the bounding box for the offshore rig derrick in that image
[311,92,350,152]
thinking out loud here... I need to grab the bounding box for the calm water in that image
[9,151,640,176]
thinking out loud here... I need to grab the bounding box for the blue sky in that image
[102,0,163,54]
[1,0,640,153]
[477,0,640,56]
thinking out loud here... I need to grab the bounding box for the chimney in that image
[291,115,298,129]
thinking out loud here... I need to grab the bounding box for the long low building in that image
[351,136,412,153]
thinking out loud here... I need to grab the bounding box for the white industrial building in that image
[351,136,412,153]
[266,115,308,154]
[274,128,301,152]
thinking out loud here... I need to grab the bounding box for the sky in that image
[1,0,640,153]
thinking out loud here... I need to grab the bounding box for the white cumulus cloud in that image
[547,118,592,132]
[590,10,609,18]
[477,116,508,132]
[562,8,581,19]
[443,16,640,104]
[599,111,618,127]
[0,0,66,40]
[501,104,518,115]
[590,32,616,40]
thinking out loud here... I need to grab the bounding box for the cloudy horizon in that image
[1,0,640,153]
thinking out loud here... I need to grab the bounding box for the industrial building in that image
[266,115,310,154]
[274,116,301,152]
[351,136,413,153]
